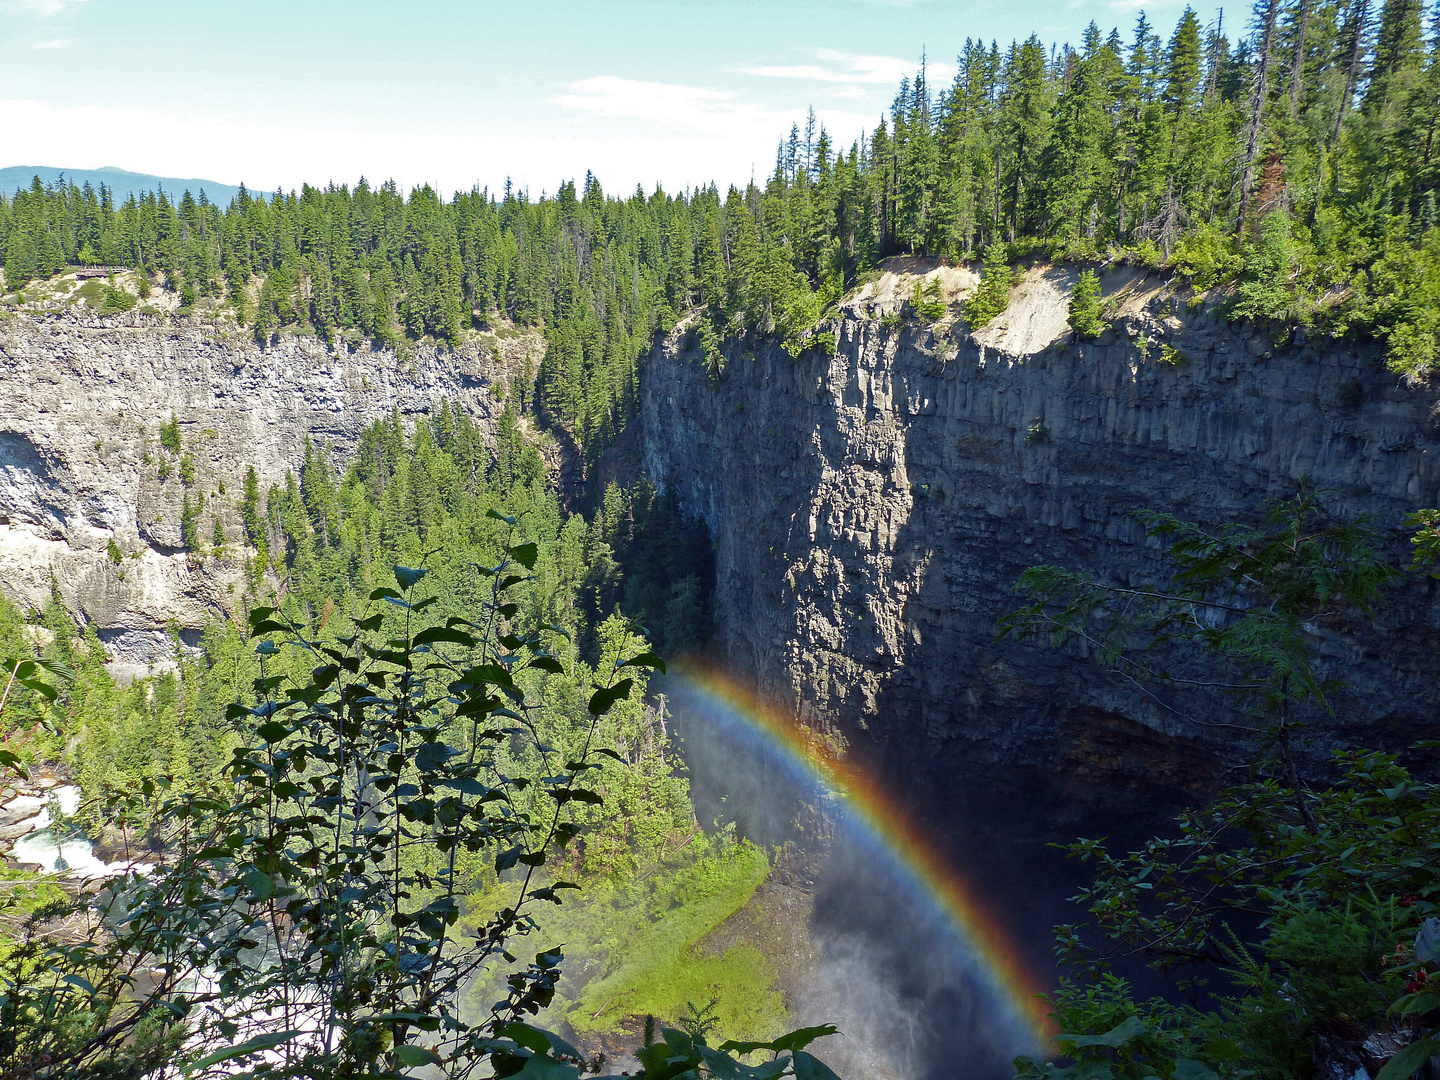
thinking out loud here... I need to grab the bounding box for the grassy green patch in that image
[465,837,783,1045]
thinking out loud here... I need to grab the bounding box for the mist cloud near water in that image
[657,678,1039,1080]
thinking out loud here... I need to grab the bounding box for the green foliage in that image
[0,406,744,1074]
[1018,754,1440,1080]
[178,454,196,486]
[105,538,122,564]
[1408,509,1440,575]
[1007,492,1440,1080]
[1068,269,1107,337]
[468,835,783,1044]
[101,284,134,312]
[9,10,1440,393]
[158,413,181,455]
[1172,222,1241,291]
[964,247,1013,328]
[0,547,692,1078]
[180,491,202,550]
[912,276,946,322]
[1230,214,1299,323]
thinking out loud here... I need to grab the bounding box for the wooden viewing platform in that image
[73,266,129,280]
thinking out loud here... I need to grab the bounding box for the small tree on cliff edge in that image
[1068,269,1107,338]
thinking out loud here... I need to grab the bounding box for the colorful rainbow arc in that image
[671,667,1057,1045]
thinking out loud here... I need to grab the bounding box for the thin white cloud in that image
[745,49,915,85]
[1,0,89,14]
[28,36,71,48]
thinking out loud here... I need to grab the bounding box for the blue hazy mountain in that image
[0,166,246,205]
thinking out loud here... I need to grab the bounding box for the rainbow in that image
[670,666,1057,1047]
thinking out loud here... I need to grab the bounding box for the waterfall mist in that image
[656,677,1041,1080]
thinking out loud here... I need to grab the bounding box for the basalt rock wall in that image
[640,279,1440,819]
[0,312,504,676]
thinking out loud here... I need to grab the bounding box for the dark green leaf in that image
[395,565,428,589]
[1060,1016,1145,1049]
[394,1044,444,1067]
[60,974,97,997]
[509,542,539,569]
[588,679,633,716]
[500,1023,582,1061]
[256,720,290,744]
[243,870,275,901]
[507,1054,581,1080]
[792,1052,843,1080]
[618,651,666,674]
[413,626,477,649]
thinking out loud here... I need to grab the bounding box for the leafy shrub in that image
[1068,269,1107,337]
[1231,213,1299,322]
[963,246,1014,328]
[102,285,135,313]
[179,491,202,549]
[1366,228,1440,382]
[1003,493,1439,1080]
[1172,221,1242,290]
[178,454,196,486]
[106,538,122,564]
[0,557,840,1080]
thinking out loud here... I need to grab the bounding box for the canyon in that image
[5,268,1439,787]
[4,266,1440,968]
[640,264,1440,800]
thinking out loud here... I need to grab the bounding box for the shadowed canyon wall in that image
[640,270,1440,828]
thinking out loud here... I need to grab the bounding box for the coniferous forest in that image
[6,0,1440,442]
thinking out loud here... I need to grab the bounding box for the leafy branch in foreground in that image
[0,654,72,777]
[0,511,844,1079]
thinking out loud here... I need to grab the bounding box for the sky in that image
[1,0,1227,200]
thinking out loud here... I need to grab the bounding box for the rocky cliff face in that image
[0,312,506,676]
[640,264,1440,821]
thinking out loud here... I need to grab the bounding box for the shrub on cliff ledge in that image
[963,247,1014,329]
[1067,270,1107,338]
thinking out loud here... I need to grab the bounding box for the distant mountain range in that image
[0,166,248,205]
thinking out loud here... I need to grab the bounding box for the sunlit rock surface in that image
[0,312,505,675]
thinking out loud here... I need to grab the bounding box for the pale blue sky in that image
[1,0,1225,197]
